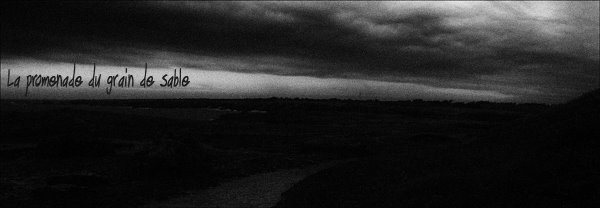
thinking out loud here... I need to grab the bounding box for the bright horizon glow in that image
[0,59,517,103]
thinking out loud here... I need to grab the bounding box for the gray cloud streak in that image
[1,1,598,103]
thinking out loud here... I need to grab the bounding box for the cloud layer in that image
[2,1,599,103]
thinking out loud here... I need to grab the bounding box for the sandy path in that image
[146,160,350,208]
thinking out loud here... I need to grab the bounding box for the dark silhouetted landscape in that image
[2,1,599,207]
[2,90,598,207]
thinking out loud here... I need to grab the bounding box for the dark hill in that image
[276,90,600,208]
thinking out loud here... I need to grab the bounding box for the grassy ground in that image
[1,98,547,207]
[276,90,600,208]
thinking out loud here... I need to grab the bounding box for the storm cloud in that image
[2,1,599,103]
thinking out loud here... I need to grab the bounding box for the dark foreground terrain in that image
[1,94,591,207]
[276,90,600,208]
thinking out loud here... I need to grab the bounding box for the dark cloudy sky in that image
[1,1,599,103]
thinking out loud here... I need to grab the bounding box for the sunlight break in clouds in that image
[0,59,512,102]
